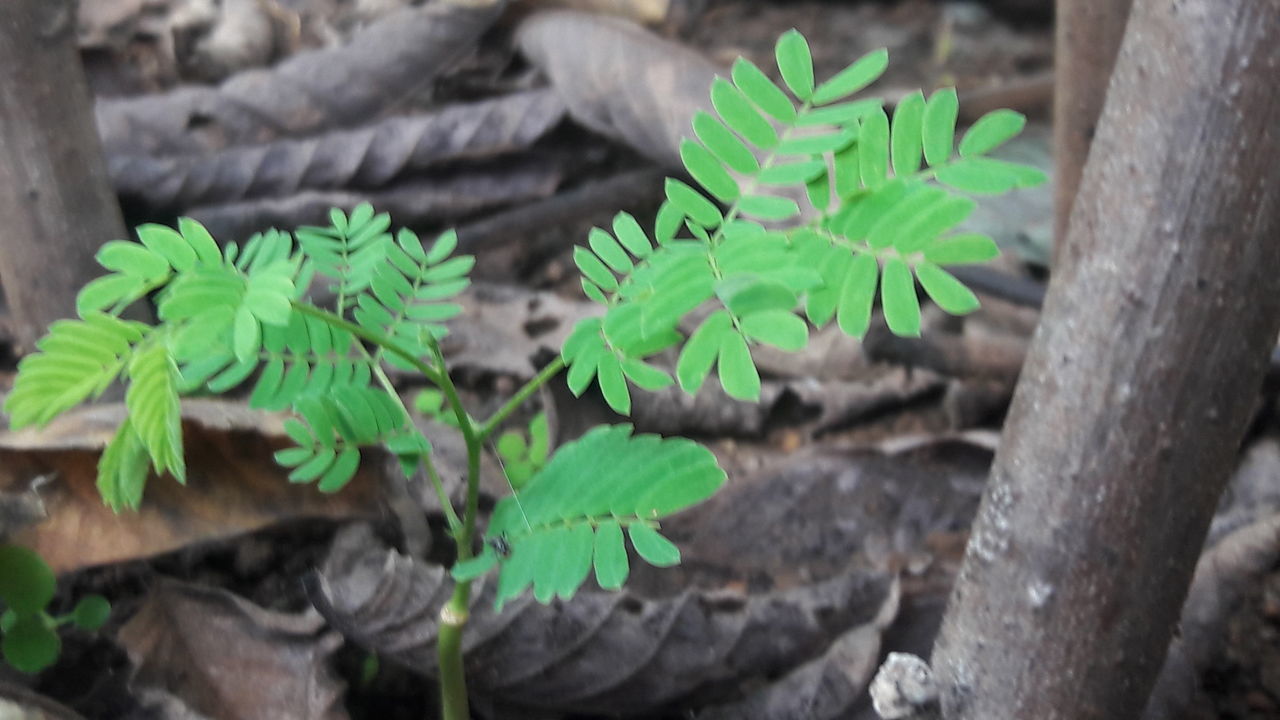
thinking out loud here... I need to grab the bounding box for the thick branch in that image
[1051,0,1133,267]
[930,1,1280,718]
[0,0,128,351]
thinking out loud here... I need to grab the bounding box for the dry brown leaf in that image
[516,9,719,167]
[119,579,346,720]
[436,283,599,379]
[310,524,896,716]
[189,157,564,243]
[699,580,901,720]
[0,400,383,573]
[642,436,993,594]
[96,1,506,155]
[112,90,566,211]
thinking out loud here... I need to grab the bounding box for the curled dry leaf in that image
[111,90,567,211]
[435,283,600,379]
[119,579,346,720]
[699,579,900,720]
[309,524,896,716]
[0,400,382,573]
[96,1,507,155]
[517,9,719,168]
[188,157,564,242]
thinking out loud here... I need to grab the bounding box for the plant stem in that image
[367,359,463,532]
[423,337,482,720]
[477,356,565,441]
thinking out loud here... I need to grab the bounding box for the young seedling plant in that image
[0,544,110,673]
[4,30,1041,719]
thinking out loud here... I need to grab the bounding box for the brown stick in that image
[929,1,1280,718]
[1051,0,1133,268]
[0,0,129,352]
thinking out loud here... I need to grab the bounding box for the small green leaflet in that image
[812,48,889,105]
[922,88,959,166]
[775,29,814,100]
[880,258,920,337]
[959,109,1027,157]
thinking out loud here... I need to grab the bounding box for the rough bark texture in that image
[1051,0,1133,267]
[0,0,127,352]
[930,1,1280,718]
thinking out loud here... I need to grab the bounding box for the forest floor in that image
[1,1,1277,718]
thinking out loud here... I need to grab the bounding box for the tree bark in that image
[0,0,127,352]
[929,1,1280,718]
[1051,0,1133,268]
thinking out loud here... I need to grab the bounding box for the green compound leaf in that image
[588,228,633,274]
[922,88,959,166]
[717,329,760,401]
[890,90,925,176]
[757,160,825,186]
[738,194,800,221]
[318,448,361,493]
[776,129,856,155]
[596,352,631,415]
[233,305,260,363]
[692,111,760,175]
[628,523,681,567]
[71,595,111,631]
[676,310,732,393]
[923,233,1000,265]
[859,107,890,189]
[959,109,1026,157]
[680,140,740,203]
[4,313,146,429]
[75,274,148,316]
[775,29,814,100]
[935,157,1046,194]
[126,342,185,482]
[98,417,151,511]
[893,195,977,254]
[611,213,653,260]
[0,546,55,614]
[915,262,980,315]
[741,310,808,351]
[592,519,629,590]
[731,58,796,123]
[880,258,920,337]
[485,424,725,608]
[2,614,60,673]
[710,77,779,149]
[794,98,881,127]
[837,253,879,339]
[136,224,198,273]
[96,241,170,281]
[664,178,723,229]
[812,48,889,105]
[176,217,223,266]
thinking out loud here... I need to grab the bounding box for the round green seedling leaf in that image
[2,614,60,673]
[0,545,56,615]
[71,595,111,631]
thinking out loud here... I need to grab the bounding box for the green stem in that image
[367,359,463,532]
[422,337,482,720]
[437,581,472,720]
[477,357,565,442]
